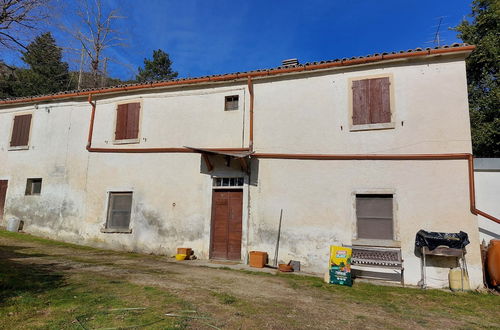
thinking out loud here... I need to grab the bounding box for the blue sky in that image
[2,0,473,81]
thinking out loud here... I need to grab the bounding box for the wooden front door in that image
[210,189,243,260]
[0,180,8,222]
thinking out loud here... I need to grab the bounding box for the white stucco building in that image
[1,43,497,288]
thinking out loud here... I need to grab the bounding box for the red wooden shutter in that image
[115,104,128,140]
[369,77,391,124]
[352,80,370,125]
[10,114,32,147]
[126,103,140,139]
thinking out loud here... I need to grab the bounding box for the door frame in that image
[209,188,244,260]
[0,180,8,223]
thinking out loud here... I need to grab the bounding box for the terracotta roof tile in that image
[0,43,473,104]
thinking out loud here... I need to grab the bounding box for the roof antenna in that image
[433,17,443,47]
[426,16,447,47]
[425,16,447,48]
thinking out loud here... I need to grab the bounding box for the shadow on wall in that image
[198,154,260,185]
[0,245,66,304]
[413,246,459,269]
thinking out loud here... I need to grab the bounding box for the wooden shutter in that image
[126,103,140,139]
[107,192,132,229]
[369,77,391,123]
[10,114,32,147]
[356,194,393,240]
[115,104,128,140]
[115,103,140,140]
[352,80,370,125]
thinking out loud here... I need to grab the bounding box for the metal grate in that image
[352,247,402,267]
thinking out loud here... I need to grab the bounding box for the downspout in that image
[246,76,255,264]
[248,76,254,151]
[87,94,96,150]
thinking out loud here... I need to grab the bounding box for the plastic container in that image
[486,239,500,287]
[278,264,293,272]
[7,218,21,232]
[448,268,470,291]
[175,254,187,261]
[249,251,267,268]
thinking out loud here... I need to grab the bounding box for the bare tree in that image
[0,0,50,50]
[67,0,125,88]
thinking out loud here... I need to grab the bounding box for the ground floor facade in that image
[0,153,484,288]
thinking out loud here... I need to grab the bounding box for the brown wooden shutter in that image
[115,104,128,140]
[10,114,32,147]
[352,80,370,125]
[115,103,140,140]
[126,103,140,139]
[369,77,391,123]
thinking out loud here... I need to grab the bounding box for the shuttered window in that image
[115,103,140,140]
[10,114,32,147]
[352,77,391,125]
[356,194,394,240]
[106,192,133,230]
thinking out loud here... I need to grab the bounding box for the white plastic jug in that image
[449,267,470,291]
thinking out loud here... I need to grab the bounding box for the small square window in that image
[225,95,239,111]
[25,178,42,195]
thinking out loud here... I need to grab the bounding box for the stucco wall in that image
[254,58,472,154]
[0,54,482,288]
[474,159,500,242]
[248,159,482,288]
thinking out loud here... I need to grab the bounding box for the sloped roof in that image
[0,43,474,105]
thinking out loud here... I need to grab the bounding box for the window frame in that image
[348,74,395,132]
[112,100,142,145]
[9,112,33,150]
[351,190,400,247]
[25,178,42,196]
[102,191,134,233]
[224,95,239,111]
[212,177,244,189]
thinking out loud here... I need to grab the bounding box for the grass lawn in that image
[0,230,499,329]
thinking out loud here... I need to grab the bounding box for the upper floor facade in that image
[0,44,474,161]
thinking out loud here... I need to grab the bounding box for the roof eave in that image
[0,45,475,107]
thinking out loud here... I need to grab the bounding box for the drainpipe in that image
[87,94,96,150]
[248,76,254,151]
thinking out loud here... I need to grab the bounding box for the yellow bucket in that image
[175,254,187,261]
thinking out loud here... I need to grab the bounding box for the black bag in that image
[415,230,469,250]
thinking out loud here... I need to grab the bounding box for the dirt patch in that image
[1,231,499,329]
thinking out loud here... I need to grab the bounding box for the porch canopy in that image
[184,146,254,173]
